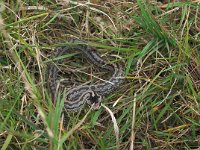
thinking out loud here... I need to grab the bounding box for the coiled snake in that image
[47,39,124,112]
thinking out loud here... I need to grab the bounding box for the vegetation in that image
[0,0,200,149]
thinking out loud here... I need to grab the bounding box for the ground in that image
[0,0,200,149]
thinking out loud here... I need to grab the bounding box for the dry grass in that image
[0,0,200,149]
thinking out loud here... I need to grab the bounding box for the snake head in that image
[86,91,102,110]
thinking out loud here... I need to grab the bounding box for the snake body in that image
[47,40,124,112]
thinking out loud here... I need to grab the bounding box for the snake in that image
[47,39,124,112]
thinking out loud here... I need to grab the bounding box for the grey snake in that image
[47,39,124,112]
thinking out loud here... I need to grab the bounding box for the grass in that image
[0,0,200,149]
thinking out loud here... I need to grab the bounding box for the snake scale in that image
[47,39,124,112]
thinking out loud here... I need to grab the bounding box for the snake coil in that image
[47,39,124,112]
